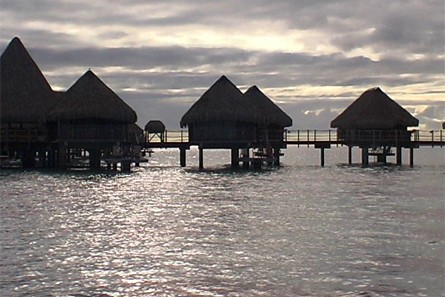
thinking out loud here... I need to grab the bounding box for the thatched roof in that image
[244,86,292,128]
[331,87,419,129]
[180,75,262,127]
[0,37,58,123]
[49,70,137,123]
[145,120,165,133]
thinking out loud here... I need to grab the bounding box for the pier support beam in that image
[320,148,325,167]
[361,146,369,167]
[58,144,67,169]
[121,160,131,172]
[273,147,281,166]
[199,145,204,170]
[396,146,402,166]
[231,148,239,168]
[89,149,101,170]
[180,148,187,167]
[348,146,353,165]
[409,147,414,168]
[241,148,250,168]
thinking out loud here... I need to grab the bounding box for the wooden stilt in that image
[199,145,204,170]
[361,146,369,166]
[396,146,402,165]
[180,148,186,167]
[231,147,239,168]
[409,147,414,168]
[348,146,352,165]
[320,148,325,167]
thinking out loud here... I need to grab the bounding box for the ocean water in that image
[1,146,444,297]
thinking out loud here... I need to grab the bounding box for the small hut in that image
[0,37,59,167]
[244,85,292,146]
[48,70,137,168]
[145,120,166,142]
[331,87,419,165]
[180,75,262,146]
[331,87,418,143]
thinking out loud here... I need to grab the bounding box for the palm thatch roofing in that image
[180,75,262,127]
[1,37,58,123]
[49,70,137,123]
[331,87,419,129]
[145,120,165,133]
[244,85,292,128]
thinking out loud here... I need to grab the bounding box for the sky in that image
[1,0,444,129]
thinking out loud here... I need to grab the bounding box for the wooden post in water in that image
[361,146,369,166]
[273,146,281,166]
[320,147,325,167]
[180,147,186,167]
[396,146,402,166]
[348,146,353,165]
[58,143,67,169]
[409,147,414,167]
[242,148,250,168]
[231,147,239,168]
[199,145,204,170]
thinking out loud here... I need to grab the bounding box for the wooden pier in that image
[143,129,444,168]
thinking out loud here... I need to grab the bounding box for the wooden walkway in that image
[144,129,445,148]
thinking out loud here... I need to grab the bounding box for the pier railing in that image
[144,129,444,147]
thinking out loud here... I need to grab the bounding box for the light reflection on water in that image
[0,147,444,296]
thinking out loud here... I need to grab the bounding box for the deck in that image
[143,129,445,148]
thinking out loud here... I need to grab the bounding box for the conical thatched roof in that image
[49,70,137,123]
[331,87,419,129]
[180,75,261,127]
[244,86,292,128]
[0,37,58,123]
[145,120,165,133]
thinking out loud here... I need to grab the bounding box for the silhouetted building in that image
[331,87,419,165]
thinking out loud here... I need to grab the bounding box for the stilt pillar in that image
[320,148,325,167]
[242,148,250,168]
[89,149,101,170]
[121,160,131,172]
[348,146,353,165]
[58,143,67,169]
[180,147,187,167]
[361,146,369,167]
[409,147,414,168]
[231,147,239,168]
[273,147,281,166]
[396,146,402,166]
[199,145,204,170]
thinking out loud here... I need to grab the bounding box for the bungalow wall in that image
[188,122,257,145]
[257,125,287,148]
[337,129,412,146]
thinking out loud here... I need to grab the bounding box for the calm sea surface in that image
[1,147,444,297]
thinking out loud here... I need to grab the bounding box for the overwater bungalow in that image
[180,76,292,168]
[180,75,262,146]
[0,37,59,167]
[244,85,292,147]
[1,37,140,170]
[48,70,138,169]
[331,87,419,165]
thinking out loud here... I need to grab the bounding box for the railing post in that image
[314,130,317,143]
[430,130,434,148]
[297,130,300,147]
[441,130,443,147]
[181,130,183,142]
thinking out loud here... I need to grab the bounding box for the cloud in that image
[1,0,443,129]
